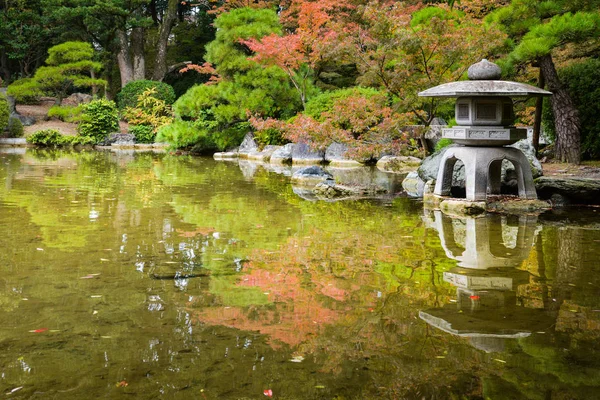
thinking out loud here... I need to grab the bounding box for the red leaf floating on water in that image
[263,389,273,397]
[116,381,128,388]
[470,295,480,300]
[32,328,48,333]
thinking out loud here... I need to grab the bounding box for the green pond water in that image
[1,149,600,399]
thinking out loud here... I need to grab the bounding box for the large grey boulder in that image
[1,89,36,126]
[238,133,259,158]
[535,177,600,206]
[377,155,422,174]
[291,142,325,165]
[270,143,293,165]
[402,171,425,197]
[291,166,332,186]
[102,133,135,146]
[325,143,362,167]
[247,145,279,162]
[62,92,93,106]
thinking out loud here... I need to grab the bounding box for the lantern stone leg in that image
[434,147,537,202]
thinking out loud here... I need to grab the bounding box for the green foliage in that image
[129,125,155,144]
[27,129,95,146]
[116,80,176,110]
[7,41,106,104]
[434,138,453,152]
[543,59,600,159]
[7,118,24,138]
[162,8,300,152]
[0,94,9,131]
[6,78,44,104]
[156,120,218,153]
[253,127,288,148]
[205,8,282,78]
[47,105,84,123]
[123,88,173,132]
[511,12,600,63]
[77,99,119,143]
[304,88,383,121]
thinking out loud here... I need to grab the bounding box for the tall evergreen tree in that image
[487,0,600,163]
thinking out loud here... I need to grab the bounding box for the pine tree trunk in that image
[152,0,179,81]
[116,29,134,88]
[532,69,545,155]
[132,26,146,80]
[0,49,10,83]
[539,54,581,164]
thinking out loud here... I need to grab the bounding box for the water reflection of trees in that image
[421,210,600,399]
[1,150,600,398]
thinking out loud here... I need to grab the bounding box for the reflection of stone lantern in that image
[419,59,552,202]
[419,211,553,352]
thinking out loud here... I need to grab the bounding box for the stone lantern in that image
[418,59,552,202]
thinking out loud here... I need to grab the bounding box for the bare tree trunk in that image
[152,0,179,81]
[532,69,545,155]
[539,54,581,164]
[0,49,10,83]
[116,29,134,88]
[131,26,146,80]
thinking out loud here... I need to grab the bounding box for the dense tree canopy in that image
[0,0,598,162]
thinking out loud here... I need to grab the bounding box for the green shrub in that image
[156,120,218,153]
[7,118,24,138]
[47,105,84,122]
[116,80,176,110]
[123,88,173,133]
[253,127,288,148]
[129,124,155,144]
[0,93,9,131]
[78,99,119,143]
[27,129,64,146]
[434,138,453,152]
[27,129,95,146]
[6,78,43,104]
[304,87,382,121]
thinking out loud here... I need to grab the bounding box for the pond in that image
[1,149,599,399]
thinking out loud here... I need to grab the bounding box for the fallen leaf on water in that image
[116,381,128,388]
[263,389,273,397]
[93,310,98,315]
[470,295,480,300]
[29,328,48,333]
[494,359,506,363]
[101,336,112,339]
[80,275,97,279]
[100,258,109,262]
[36,248,44,251]
[7,386,23,394]
[90,295,102,298]
[435,356,445,359]
[315,385,325,389]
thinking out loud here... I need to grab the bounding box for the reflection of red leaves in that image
[263,389,273,397]
[469,296,480,300]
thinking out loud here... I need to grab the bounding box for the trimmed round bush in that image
[78,99,120,143]
[129,124,155,144]
[7,117,24,138]
[116,80,176,110]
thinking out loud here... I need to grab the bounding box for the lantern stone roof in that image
[418,59,552,98]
